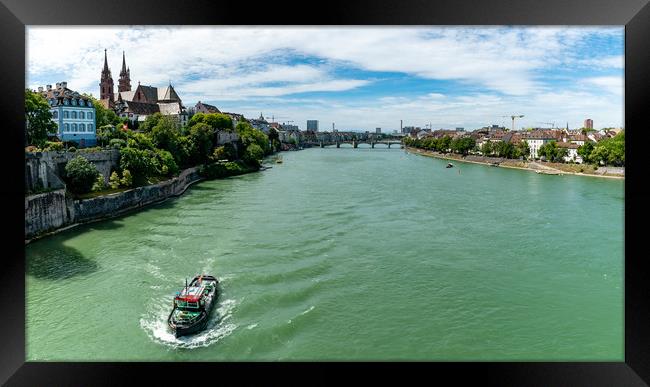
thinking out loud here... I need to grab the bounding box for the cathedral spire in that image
[120,51,127,75]
[118,51,132,92]
[100,49,115,103]
[103,49,109,72]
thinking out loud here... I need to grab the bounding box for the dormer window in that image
[72,99,77,106]
[64,99,69,105]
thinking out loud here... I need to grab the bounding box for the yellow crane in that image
[502,115,524,132]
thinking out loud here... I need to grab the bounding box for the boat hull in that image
[168,275,219,338]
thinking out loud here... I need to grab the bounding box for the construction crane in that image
[502,115,524,132]
[265,115,289,123]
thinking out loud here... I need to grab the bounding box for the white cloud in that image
[26,26,624,130]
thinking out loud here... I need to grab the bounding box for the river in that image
[25,146,624,361]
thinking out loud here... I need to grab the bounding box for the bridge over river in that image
[304,140,404,149]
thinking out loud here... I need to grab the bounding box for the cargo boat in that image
[168,275,219,338]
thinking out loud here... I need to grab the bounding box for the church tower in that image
[118,51,132,92]
[99,49,115,102]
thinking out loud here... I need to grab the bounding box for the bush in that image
[109,138,127,149]
[121,169,133,187]
[43,141,64,151]
[91,173,106,192]
[25,145,40,153]
[109,171,121,189]
[198,160,254,179]
[64,155,99,194]
[67,146,77,153]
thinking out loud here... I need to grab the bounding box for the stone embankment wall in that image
[25,166,203,241]
[25,149,120,191]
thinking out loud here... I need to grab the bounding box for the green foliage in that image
[481,141,493,156]
[152,149,179,176]
[64,155,99,194]
[67,146,77,153]
[140,112,163,133]
[516,140,530,159]
[188,113,233,132]
[577,141,594,163]
[109,171,121,189]
[90,97,120,127]
[236,122,270,155]
[43,141,64,152]
[150,115,181,154]
[450,137,476,155]
[590,131,624,166]
[120,169,133,187]
[198,160,255,179]
[109,138,127,149]
[212,144,238,162]
[187,123,214,165]
[25,89,57,147]
[119,147,155,182]
[92,173,106,192]
[242,143,264,167]
[538,141,568,162]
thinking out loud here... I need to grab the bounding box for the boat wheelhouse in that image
[168,275,219,338]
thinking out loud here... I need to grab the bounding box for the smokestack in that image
[400,120,403,133]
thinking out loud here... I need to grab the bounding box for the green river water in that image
[26,147,624,361]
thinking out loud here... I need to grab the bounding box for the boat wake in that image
[140,297,237,349]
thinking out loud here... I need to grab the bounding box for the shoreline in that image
[405,147,624,180]
[24,160,268,245]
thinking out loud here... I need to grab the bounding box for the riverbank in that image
[406,147,624,179]
[25,160,265,244]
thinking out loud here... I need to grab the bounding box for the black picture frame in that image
[2,0,648,385]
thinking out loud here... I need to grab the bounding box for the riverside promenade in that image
[406,147,624,179]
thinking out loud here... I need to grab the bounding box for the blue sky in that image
[27,27,624,131]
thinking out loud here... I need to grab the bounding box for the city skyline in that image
[27,26,623,131]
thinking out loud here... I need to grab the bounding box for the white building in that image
[520,131,558,159]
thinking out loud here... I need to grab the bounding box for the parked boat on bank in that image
[168,275,219,338]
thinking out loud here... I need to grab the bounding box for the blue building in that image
[37,82,97,147]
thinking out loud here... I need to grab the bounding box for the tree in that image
[25,89,57,147]
[481,141,493,156]
[140,112,163,133]
[268,127,280,151]
[150,115,181,157]
[242,143,264,168]
[577,142,595,163]
[187,122,214,165]
[439,136,452,153]
[188,112,233,132]
[90,97,120,127]
[119,147,155,182]
[64,155,99,194]
[451,137,476,155]
[516,140,530,159]
[152,149,179,176]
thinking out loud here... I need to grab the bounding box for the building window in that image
[72,111,77,119]
[64,123,69,132]
[88,124,93,132]
[80,111,85,119]
[52,111,58,119]
[64,111,69,119]
[80,123,85,131]
[72,123,77,132]
[88,112,93,120]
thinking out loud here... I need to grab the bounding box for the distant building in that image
[282,124,299,131]
[556,141,583,163]
[520,130,558,159]
[307,120,319,131]
[37,82,97,147]
[375,127,381,134]
[101,49,188,126]
[584,118,593,129]
[194,101,221,114]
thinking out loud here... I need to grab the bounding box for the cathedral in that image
[99,50,187,126]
